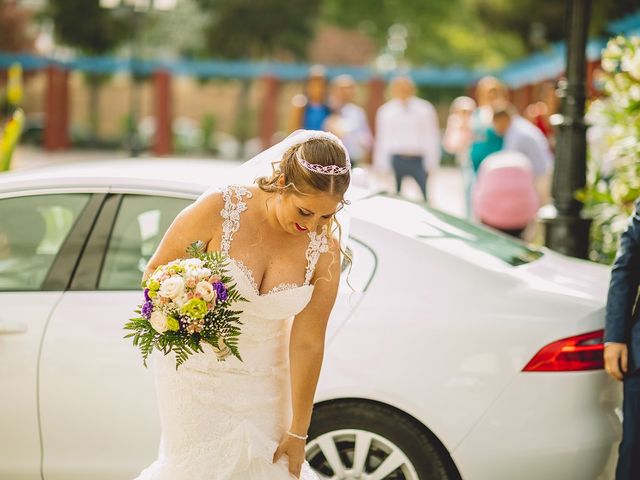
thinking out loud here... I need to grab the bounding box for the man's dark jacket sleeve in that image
[605,200,640,344]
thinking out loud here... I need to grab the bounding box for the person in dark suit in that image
[605,200,640,480]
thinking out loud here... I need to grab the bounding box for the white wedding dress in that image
[134,185,327,480]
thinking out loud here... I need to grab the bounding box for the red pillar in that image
[152,69,172,156]
[367,76,386,135]
[44,66,70,151]
[259,75,280,149]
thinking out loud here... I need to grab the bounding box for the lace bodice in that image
[219,184,329,295]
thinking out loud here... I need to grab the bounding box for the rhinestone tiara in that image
[295,146,351,176]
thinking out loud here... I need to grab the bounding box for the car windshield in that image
[367,194,544,266]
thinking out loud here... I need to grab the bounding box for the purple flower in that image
[143,288,150,302]
[141,300,153,319]
[212,281,228,302]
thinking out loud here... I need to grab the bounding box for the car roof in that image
[0,158,373,200]
[0,158,236,195]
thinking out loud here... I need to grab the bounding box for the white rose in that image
[194,268,212,280]
[159,276,184,300]
[630,85,640,102]
[149,311,168,333]
[195,281,216,302]
[183,258,203,269]
[185,267,208,283]
[174,293,189,307]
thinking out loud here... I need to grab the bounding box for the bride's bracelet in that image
[286,430,309,441]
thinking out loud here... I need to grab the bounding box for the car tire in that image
[306,400,458,480]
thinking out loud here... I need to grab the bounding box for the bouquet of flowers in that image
[124,241,246,369]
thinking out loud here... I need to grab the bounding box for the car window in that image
[419,204,543,266]
[359,195,543,266]
[0,194,90,291]
[99,195,192,290]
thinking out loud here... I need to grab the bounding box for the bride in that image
[133,130,351,479]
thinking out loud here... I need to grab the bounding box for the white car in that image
[0,160,621,480]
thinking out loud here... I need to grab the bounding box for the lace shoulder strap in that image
[219,185,252,255]
[304,225,330,286]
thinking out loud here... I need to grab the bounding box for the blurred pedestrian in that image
[472,151,539,238]
[373,75,440,201]
[324,74,372,167]
[604,198,640,480]
[524,80,559,150]
[288,65,331,132]
[492,102,553,204]
[470,76,508,173]
[443,96,476,218]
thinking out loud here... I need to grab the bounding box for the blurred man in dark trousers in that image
[373,76,440,201]
[605,200,640,480]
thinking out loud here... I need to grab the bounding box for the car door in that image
[0,192,98,480]
[39,192,193,480]
[325,233,377,343]
[38,191,376,479]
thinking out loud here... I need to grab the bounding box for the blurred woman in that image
[288,65,332,132]
[470,76,509,173]
[443,96,476,218]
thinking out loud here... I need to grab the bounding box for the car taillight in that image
[523,330,605,372]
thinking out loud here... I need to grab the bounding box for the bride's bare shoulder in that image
[176,189,225,229]
[192,189,225,211]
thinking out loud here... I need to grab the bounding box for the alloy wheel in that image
[306,428,420,480]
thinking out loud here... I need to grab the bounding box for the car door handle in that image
[0,320,28,335]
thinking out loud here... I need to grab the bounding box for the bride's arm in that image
[290,238,341,432]
[275,238,340,474]
[142,192,223,282]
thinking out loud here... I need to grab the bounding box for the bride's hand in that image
[273,433,306,478]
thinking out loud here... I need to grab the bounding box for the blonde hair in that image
[256,137,353,286]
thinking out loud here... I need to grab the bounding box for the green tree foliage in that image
[322,0,639,68]
[321,0,525,68]
[47,0,131,55]
[195,0,322,59]
[470,0,638,52]
[142,0,209,58]
[46,0,132,143]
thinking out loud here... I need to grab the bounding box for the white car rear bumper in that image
[451,372,622,480]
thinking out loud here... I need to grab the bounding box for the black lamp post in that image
[544,0,593,258]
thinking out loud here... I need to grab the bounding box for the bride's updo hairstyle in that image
[256,136,352,284]
[256,137,350,199]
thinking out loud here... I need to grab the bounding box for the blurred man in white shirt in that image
[374,76,441,201]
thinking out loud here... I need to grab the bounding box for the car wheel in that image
[306,400,457,480]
